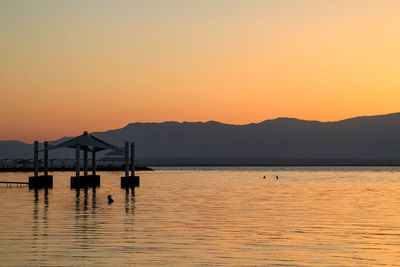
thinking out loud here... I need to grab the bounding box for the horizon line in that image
[123,111,400,127]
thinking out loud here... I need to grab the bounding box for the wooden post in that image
[34,141,39,177]
[44,141,49,176]
[130,142,135,177]
[124,141,129,177]
[92,150,96,176]
[75,144,80,177]
[84,149,88,176]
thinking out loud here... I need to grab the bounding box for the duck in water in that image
[107,195,114,204]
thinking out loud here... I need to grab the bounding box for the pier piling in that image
[92,150,96,176]
[75,144,80,177]
[29,140,53,189]
[125,141,129,177]
[131,142,135,177]
[34,141,39,178]
[84,149,88,176]
[44,141,49,176]
[121,141,140,188]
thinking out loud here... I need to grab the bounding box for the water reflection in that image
[124,187,135,215]
[8,168,400,266]
[124,186,135,239]
[73,187,98,251]
[31,187,51,259]
[74,187,97,212]
[32,188,50,231]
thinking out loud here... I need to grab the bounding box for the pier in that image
[29,131,140,188]
[0,181,29,187]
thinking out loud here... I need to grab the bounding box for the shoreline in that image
[0,166,153,172]
[2,164,400,172]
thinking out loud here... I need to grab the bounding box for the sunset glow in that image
[1,0,400,142]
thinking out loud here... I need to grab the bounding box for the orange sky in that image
[1,1,400,142]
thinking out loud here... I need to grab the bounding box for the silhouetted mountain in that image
[1,113,400,165]
[0,141,33,159]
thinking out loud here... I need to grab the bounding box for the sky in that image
[1,0,400,142]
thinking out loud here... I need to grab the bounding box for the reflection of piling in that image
[32,187,50,229]
[73,186,97,211]
[29,140,53,189]
[121,141,140,188]
[92,187,96,210]
[125,186,135,214]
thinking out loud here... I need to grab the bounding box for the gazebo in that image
[51,131,116,187]
[29,131,139,188]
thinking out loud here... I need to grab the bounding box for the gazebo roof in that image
[50,131,117,152]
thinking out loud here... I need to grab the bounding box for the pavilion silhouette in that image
[29,131,139,188]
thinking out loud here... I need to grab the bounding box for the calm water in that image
[1,167,400,266]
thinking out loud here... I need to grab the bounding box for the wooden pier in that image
[0,181,29,187]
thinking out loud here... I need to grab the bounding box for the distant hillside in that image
[0,141,33,159]
[1,113,400,165]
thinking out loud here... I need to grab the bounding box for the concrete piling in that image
[92,151,96,176]
[29,140,53,189]
[121,141,140,188]
[75,144,80,177]
[34,141,39,178]
[84,149,88,176]
[44,141,48,176]
[124,141,129,178]
[131,142,135,177]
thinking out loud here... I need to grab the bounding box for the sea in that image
[1,167,400,266]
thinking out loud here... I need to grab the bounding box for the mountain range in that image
[1,113,400,165]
